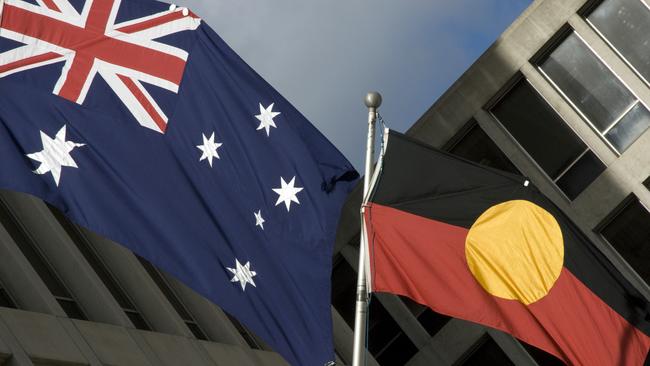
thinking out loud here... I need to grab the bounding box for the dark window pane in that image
[417,308,451,336]
[0,202,67,297]
[605,102,650,151]
[0,287,16,309]
[588,0,650,83]
[226,313,261,349]
[49,206,150,330]
[521,342,565,366]
[126,311,151,331]
[137,256,192,320]
[491,79,587,178]
[368,299,417,364]
[331,254,356,327]
[458,335,514,366]
[644,176,650,190]
[136,256,209,339]
[446,120,520,174]
[50,207,133,309]
[540,32,635,132]
[556,150,606,200]
[186,322,208,341]
[600,197,650,282]
[398,295,451,336]
[0,199,86,319]
[57,298,86,320]
[375,330,418,365]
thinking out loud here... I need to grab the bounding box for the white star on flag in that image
[255,103,280,136]
[196,132,223,167]
[273,176,304,212]
[227,259,257,291]
[254,210,265,230]
[26,125,85,186]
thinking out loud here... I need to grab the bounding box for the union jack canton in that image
[0,0,199,132]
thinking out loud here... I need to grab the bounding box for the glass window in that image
[398,295,450,336]
[331,254,356,328]
[49,206,151,330]
[332,254,418,364]
[445,120,520,174]
[367,299,418,365]
[0,281,16,309]
[644,176,650,190]
[459,335,514,366]
[0,199,86,319]
[605,103,650,152]
[599,195,650,283]
[521,342,565,366]
[491,79,605,200]
[137,256,209,340]
[539,32,650,152]
[555,151,604,199]
[225,313,262,349]
[587,0,650,84]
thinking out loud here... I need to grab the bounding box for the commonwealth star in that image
[26,125,85,186]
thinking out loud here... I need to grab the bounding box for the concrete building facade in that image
[0,0,649,365]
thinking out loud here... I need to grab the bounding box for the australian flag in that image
[0,0,358,365]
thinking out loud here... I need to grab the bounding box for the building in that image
[0,0,649,365]
[333,0,650,364]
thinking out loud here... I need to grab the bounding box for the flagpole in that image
[352,92,382,366]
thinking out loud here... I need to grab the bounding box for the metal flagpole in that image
[352,92,382,366]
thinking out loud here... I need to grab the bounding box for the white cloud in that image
[174,0,530,169]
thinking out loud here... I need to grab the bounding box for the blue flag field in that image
[0,0,358,364]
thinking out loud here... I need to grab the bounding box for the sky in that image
[175,0,532,170]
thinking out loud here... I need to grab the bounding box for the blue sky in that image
[175,0,531,170]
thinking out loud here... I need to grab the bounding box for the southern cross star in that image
[255,103,280,136]
[26,125,85,186]
[197,132,223,167]
[272,176,304,212]
[227,259,257,291]
[254,210,265,230]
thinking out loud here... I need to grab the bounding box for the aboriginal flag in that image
[364,130,650,365]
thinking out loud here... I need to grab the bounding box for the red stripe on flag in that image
[84,0,114,32]
[365,203,650,366]
[41,0,61,12]
[118,75,167,133]
[0,52,61,74]
[116,11,187,34]
[57,53,94,102]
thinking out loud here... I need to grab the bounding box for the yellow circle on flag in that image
[465,200,564,305]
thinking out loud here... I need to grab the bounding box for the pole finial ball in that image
[365,92,382,109]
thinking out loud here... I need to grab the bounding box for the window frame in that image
[532,25,650,155]
[136,256,210,341]
[581,0,650,89]
[485,73,600,202]
[0,279,17,309]
[0,199,87,319]
[594,193,650,235]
